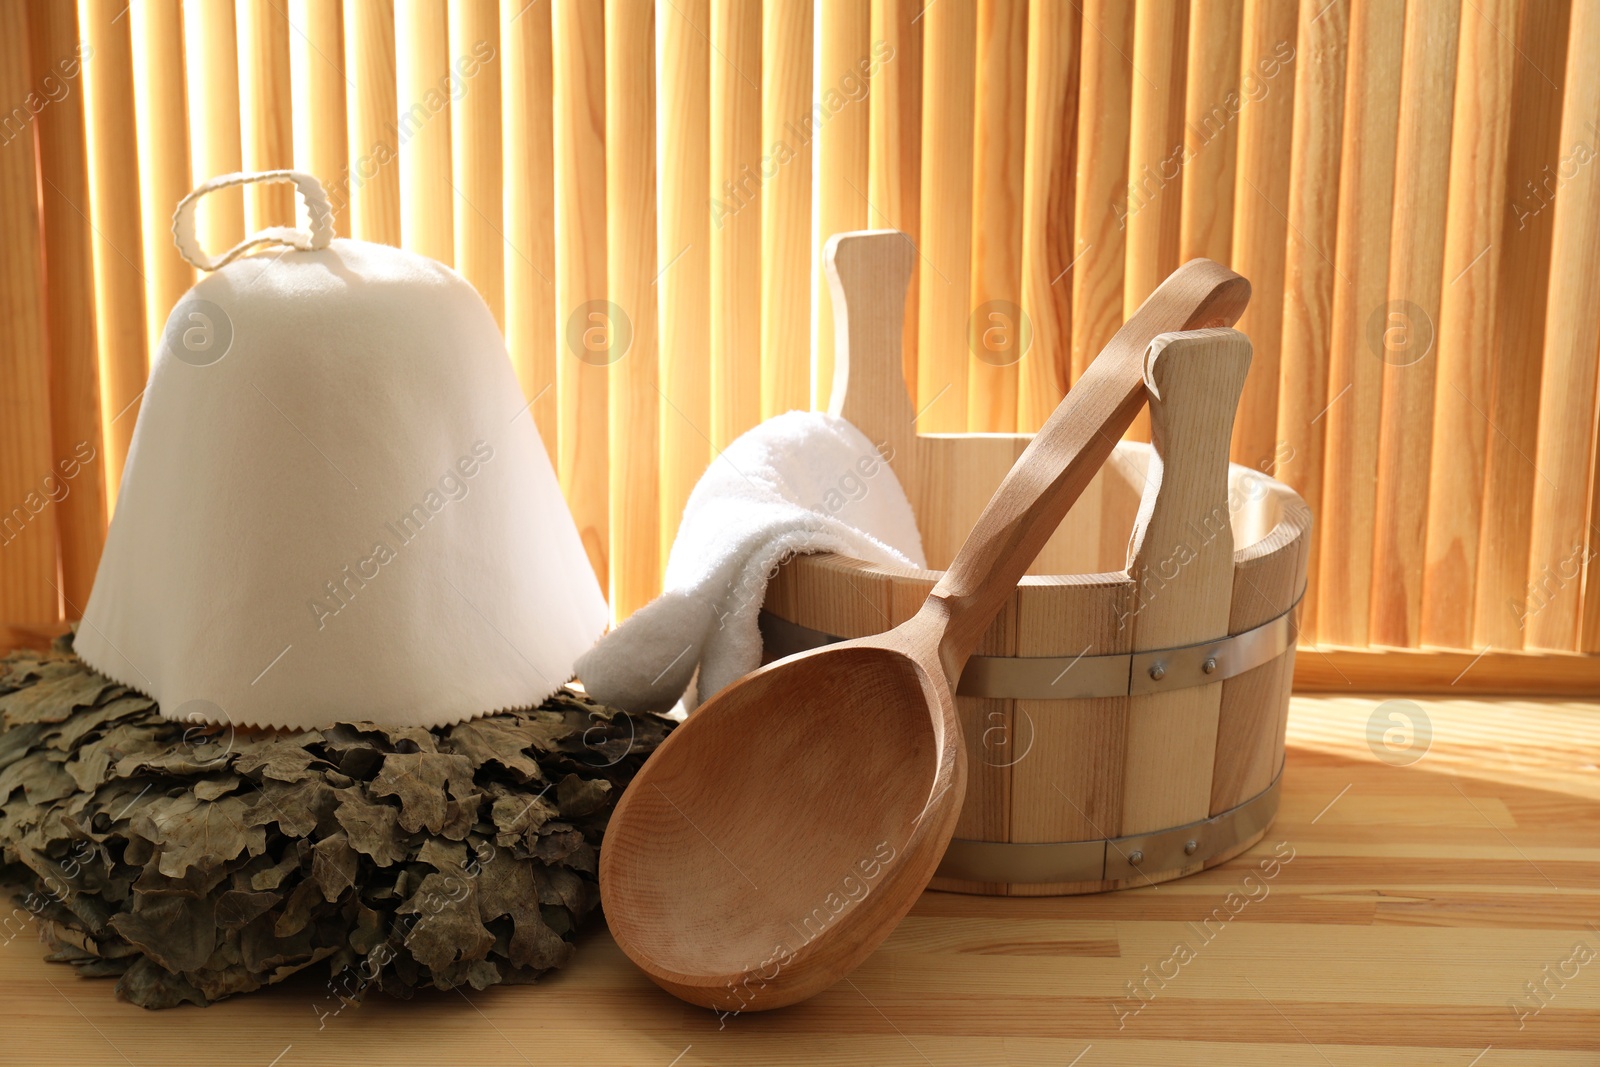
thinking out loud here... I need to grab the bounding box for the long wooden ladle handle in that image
[919,259,1251,680]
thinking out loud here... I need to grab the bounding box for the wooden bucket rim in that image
[779,441,1312,590]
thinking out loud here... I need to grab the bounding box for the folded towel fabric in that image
[575,411,926,713]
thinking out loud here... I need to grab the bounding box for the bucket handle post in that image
[1125,329,1253,656]
[823,230,920,489]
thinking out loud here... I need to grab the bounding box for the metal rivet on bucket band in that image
[934,771,1282,885]
[757,590,1303,701]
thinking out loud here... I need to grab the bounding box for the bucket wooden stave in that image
[760,232,1309,896]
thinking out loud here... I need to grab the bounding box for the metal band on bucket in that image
[758,591,1302,700]
[936,771,1282,885]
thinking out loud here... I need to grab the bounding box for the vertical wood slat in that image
[240,0,296,229]
[967,0,1026,433]
[130,2,196,361]
[946,592,1019,897]
[552,0,609,587]
[397,0,452,263]
[1369,0,1461,648]
[1316,0,1404,647]
[1122,0,1189,444]
[816,0,871,412]
[1007,576,1130,893]
[1227,0,1297,470]
[1473,0,1569,649]
[1563,3,1600,652]
[29,0,107,613]
[1179,0,1242,266]
[184,0,245,253]
[709,0,761,450]
[81,0,150,514]
[605,0,659,621]
[502,0,559,456]
[1068,0,1132,384]
[343,0,401,246]
[1212,528,1307,814]
[1420,0,1517,648]
[657,0,711,551]
[0,4,60,624]
[449,0,504,327]
[868,0,922,411]
[290,0,349,236]
[1274,0,1348,649]
[1015,0,1077,432]
[1531,0,1600,651]
[916,0,976,432]
[1123,0,1186,317]
[758,0,812,421]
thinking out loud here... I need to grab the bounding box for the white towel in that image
[576,411,926,713]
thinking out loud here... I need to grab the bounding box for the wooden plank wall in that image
[3,0,1600,684]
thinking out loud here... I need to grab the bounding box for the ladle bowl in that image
[599,639,959,1011]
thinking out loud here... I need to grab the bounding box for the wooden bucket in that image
[761,232,1310,895]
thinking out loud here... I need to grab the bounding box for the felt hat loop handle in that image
[172,170,335,272]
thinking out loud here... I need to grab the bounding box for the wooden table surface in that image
[4,693,1597,1065]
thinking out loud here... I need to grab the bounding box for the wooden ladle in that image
[599,243,1250,1013]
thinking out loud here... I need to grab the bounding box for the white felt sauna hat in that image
[76,171,607,730]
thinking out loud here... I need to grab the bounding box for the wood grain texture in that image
[449,0,504,328]
[1420,0,1516,650]
[946,590,1018,897]
[1005,572,1132,896]
[184,0,245,252]
[240,0,295,228]
[967,0,1026,433]
[290,0,349,236]
[1368,0,1460,649]
[1473,0,1569,650]
[0,4,59,625]
[130,0,197,356]
[816,0,872,413]
[1121,330,1250,836]
[1123,0,1187,321]
[657,0,711,551]
[501,0,559,457]
[868,0,922,410]
[759,0,812,420]
[14,695,1598,1060]
[1293,645,1600,695]
[1069,0,1133,384]
[709,0,761,450]
[825,231,921,493]
[605,0,659,621]
[1273,0,1347,649]
[915,0,976,432]
[1316,0,1403,647]
[1529,0,1600,651]
[1016,0,1077,432]
[81,0,150,514]
[1214,493,1309,814]
[552,0,609,588]
[343,0,402,246]
[1179,0,1242,266]
[396,0,453,264]
[1227,0,1297,470]
[29,0,107,614]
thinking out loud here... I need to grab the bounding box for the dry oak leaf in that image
[131,794,267,878]
[370,751,477,834]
